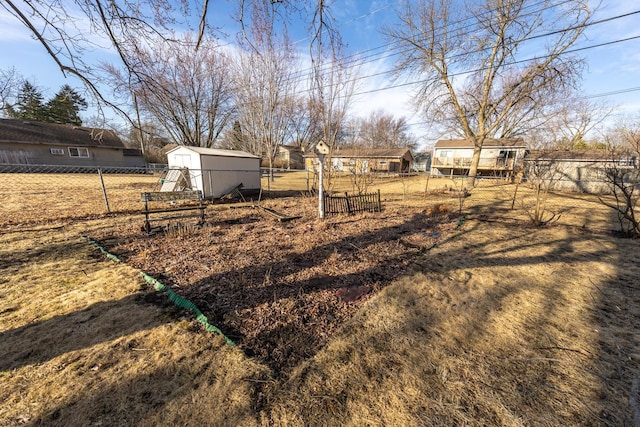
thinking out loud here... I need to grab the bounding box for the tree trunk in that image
[466,145,482,187]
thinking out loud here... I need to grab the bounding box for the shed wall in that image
[167,148,261,198]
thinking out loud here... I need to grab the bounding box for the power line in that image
[585,86,640,99]
[348,33,640,98]
[281,5,640,97]
[401,85,640,131]
[287,0,576,83]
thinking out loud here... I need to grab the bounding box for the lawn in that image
[0,172,638,426]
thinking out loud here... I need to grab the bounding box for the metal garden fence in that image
[323,190,382,216]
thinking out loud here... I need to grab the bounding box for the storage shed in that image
[165,146,261,199]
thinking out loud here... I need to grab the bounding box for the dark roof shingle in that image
[0,119,125,148]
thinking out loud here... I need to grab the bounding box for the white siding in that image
[166,146,260,198]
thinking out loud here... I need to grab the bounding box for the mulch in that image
[92,196,456,375]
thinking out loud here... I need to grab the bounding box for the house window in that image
[50,148,64,155]
[69,147,90,158]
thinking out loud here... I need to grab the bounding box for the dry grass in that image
[1,172,639,426]
[268,221,640,425]
[0,220,268,426]
[0,173,158,225]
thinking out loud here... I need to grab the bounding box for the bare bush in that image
[521,159,564,226]
[599,158,640,237]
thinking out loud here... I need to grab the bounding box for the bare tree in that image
[599,155,640,237]
[611,115,640,160]
[386,0,592,186]
[308,1,360,191]
[356,110,417,150]
[125,121,170,163]
[0,0,210,121]
[0,67,22,117]
[525,97,613,149]
[521,155,565,226]
[103,35,234,148]
[288,96,323,153]
[232,0,300,181]
[309,47,359,156]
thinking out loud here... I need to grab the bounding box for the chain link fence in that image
[0,164,159,226]
[0,164,636,234]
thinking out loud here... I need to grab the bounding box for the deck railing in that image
[432,157,515,169]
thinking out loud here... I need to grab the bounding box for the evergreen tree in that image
[6,81,46,121]
[46,85,87,125]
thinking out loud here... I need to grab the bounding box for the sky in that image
[0,0,639,148]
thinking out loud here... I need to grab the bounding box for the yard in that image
[1,172,639,425]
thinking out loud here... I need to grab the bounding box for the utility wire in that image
[287,0,576,83]
[273,6,640,96]
[329,33,640,98]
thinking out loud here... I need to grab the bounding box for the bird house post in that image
[314,140,330,219]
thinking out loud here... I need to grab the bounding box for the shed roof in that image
[435,138,526,149]
[0,119,125,148]
[167,146,260,159]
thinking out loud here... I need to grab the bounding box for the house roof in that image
[525,149,634,161]
[413,152,432,161]
[0,119,125,148]
[278,144,303,152]
[167,145,260,159]
[434,138,526,149]
[305,147,414,160]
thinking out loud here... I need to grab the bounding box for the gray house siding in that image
[524,150,639,194]
[0,119,145,168]
[0,142,137,167]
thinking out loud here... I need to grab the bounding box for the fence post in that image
[318,154,325,219]
[98,168,111,213]
[344,192,352,214]
[424,173,431,197]
[377,189,382,212]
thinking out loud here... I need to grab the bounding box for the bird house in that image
[314,140,330,156]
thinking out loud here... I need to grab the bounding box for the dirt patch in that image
[92,196,456,375]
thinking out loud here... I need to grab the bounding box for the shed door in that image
[173,153,193,168]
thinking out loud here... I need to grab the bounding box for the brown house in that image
[0,119,144,168]
[305,147,414,174]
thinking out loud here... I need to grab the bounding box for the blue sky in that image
[0,0,638,145]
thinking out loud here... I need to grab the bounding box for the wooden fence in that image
[324,190,382,216]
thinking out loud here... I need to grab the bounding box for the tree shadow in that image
[0,292,171,372]
[0,239,91,272]
[24,343,259,427]
[266,217,636,424]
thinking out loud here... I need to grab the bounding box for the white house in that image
[165,146,261,199]
[431,138,527,177]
